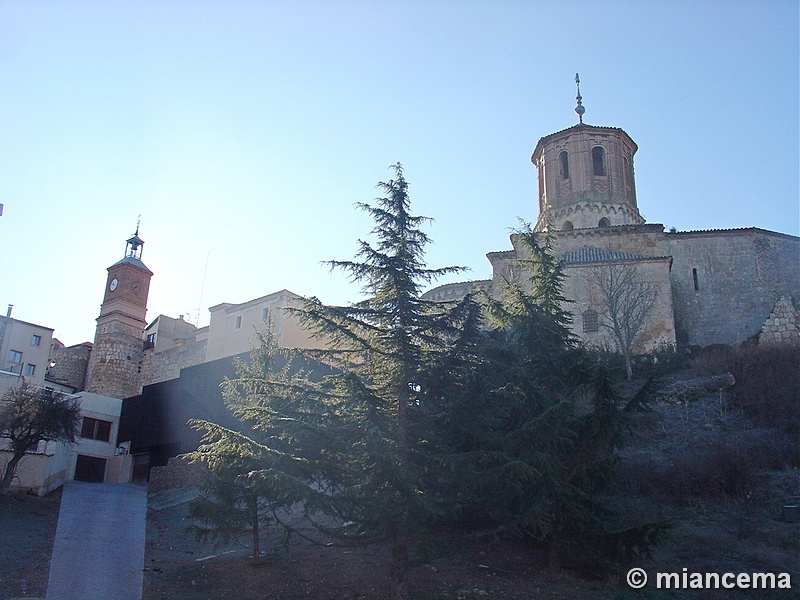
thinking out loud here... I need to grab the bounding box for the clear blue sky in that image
[1,1,798,347]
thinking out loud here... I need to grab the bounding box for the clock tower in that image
[85,227,153,398]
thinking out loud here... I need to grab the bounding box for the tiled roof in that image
[540,123,627,140]
[533,123,637,152]
[111,255,151,271]
[421,279,492,300]
[668,226,798,239]
[560,246,669,265]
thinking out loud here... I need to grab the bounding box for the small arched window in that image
[623,155,631,188]
[592,146,606,176]
[537,162,545,210]
[692,268,699,291]
[598,217,610,228]
[582,309,599,333]
[562,221,574,231]
[559,151,569,179]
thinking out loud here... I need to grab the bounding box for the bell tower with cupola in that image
[533,74,644,232]
[85,225,153,398]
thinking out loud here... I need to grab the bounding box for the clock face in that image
[109,278,118,292]
[130,281,141,295]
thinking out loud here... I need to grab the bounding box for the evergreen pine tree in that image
[191,164,484,599]
[185,332,300,563]
[439,224,652,564]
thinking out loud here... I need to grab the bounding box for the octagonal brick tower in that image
[532,77,643,232]
[532,123,643,232]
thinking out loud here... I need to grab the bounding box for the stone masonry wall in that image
[477,226,800,350]
[666,230,800,347]
[140,338,208,387]
[562,258,676,354]
[759,296,800,346]
[85,331,145,398]
[48,342,92,391]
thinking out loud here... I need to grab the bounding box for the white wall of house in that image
[70,392,130,484]
[0,316,54,387]
[206,290,327,362]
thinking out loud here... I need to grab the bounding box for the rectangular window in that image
[31,335,41,347]
[235,315,242,329]
[582,309,599,333]
[261,308,270,322]
[81,417,113,442]
[25,364,36,376]
[8,350,22,363]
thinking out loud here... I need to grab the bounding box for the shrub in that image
[665,439,755,499]
[691,344,737,376]
[729,345,799,436]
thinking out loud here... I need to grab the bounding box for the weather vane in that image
[575,73,585,124]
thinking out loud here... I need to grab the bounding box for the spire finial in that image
[574,73,585,124]
[125,217,144,260]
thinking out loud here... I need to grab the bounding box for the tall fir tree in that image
[190,164,484,599]
[185,332,303,563]
[437,224,656,565]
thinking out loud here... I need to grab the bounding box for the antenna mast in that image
[193,251,211,327]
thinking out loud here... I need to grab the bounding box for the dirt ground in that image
[143,495,617,600]
[2,366,797,600]
[0,488,61,600]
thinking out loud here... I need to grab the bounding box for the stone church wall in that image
[666,230,800,347]
[562,258,676,354]
[752,231,800,299]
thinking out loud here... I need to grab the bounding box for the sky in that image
[1,0,798,347]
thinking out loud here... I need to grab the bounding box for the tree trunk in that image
[0,451,24,492]
[623,349,633,380]
[389,534,409,600]
[390,368,411,599]
[250,493,261,564]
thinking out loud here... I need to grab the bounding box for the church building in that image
[425,77,799,352]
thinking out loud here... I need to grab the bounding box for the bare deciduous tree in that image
[0,380,81,492]
[585,261,658,380]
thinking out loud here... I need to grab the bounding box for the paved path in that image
[46,482,148,600]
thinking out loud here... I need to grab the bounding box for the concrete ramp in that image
[46,482,147,600]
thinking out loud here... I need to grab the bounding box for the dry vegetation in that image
[1,345,797,600]
[141,345,799,599]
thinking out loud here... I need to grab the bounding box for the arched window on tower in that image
[592,146,606,176]
[559,151,569,179]
[598,217,610,228]
[623,155,631,189]
[537,161,545,212]
[562,221,574,231]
